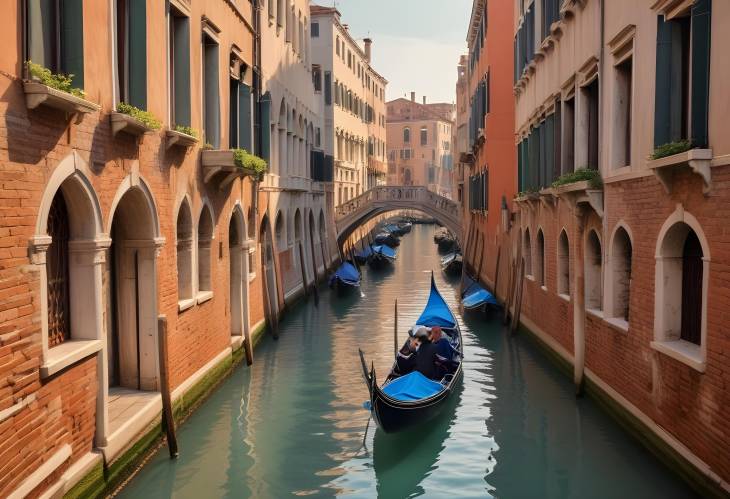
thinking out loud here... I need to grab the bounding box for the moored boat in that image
[461,275,499,313]
[329,261,361,292]
[369,244,397,268]
[354,244,374,265]
[359,275,463,433]
[440,252,463,274]
[374,231,400,247]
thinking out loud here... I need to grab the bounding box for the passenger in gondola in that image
[429,326,454,377]
[411,326,440,380]
[396,330,419,375]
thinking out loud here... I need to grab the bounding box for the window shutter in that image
[239,83,252,151]
[128,1,147,109]
[27,0,56,70]
[654,16,673,148]
[61,0,84,89]
[553,99,562,182]
[324,71,332,105]
[173,16,191,126]
[690,0,711,148]
[260,92,271,163]
[517,142,523,192]
[545,114,554,188]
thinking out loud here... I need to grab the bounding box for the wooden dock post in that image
[511,259,525,333]
[157,315,178,458]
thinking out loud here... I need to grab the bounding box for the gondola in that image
[433,227,449,243]
[368,244,397,269]
[328,260,361,292]
[397,221,412,233]
[374,231,400,247]
[384,223,406,237]
[359,274,463,433]
[440,252,463,274]
[461,275,499,313]
[354,244,373,265]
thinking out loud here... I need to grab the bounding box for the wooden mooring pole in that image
[157,315,178,458]
[393,299,398,356]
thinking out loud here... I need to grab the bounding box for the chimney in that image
[410,91,416,102]
[423,96,427,105]
[363,38,372,63]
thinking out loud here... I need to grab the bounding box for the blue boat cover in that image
[416,276,457,328]
[382,371,444,401]
[463,286,497,309]
[373,244,397,259]
[334,262,360,284]
[385,224,402,233]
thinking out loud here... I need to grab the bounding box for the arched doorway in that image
[108,184,160,392]
[308,210,318,281]
[260,215,278,319]
[319,210,328,272]
[229,208,245,338]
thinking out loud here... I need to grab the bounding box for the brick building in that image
[386,95,455,198]
[456,0,730,494]
[0,1,333,496]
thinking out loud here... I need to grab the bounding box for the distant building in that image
[310,5,388,207]
[386,94,455,198]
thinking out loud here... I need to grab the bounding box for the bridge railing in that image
[334,186,459,220]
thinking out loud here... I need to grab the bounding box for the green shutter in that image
[239,83,252,151]
[61,0,84,89]
[173,16,191,126]
[260,92,271,163]
[229,79,238,149]
[517,143,523,192]
[545,114,555,187]
[654,16,673,148]
[128,1,147,109]
[27,0,55,70]
[324,71,332,105]
[691,0,711,148]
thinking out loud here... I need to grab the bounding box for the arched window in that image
[275,212,285,251]
[198,205,214,293]
[536,229,545,287]
[585,230,602,311]
[523,228,532,277]
[176,199,193,303]
[403,127,410,143]
[46,193,71,346]
[609,227,632,321]
[294,209,302,242]
[655,216,708,359]
[557,230,570,296]
[420,126,428,145]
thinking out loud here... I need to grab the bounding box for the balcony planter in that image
[166,129,198,149]
[201,149,256,189]
[23,81,100,115]
[554,180,604,218]
[647,148,712,195]
[539,187,557,208]
[514,191,539,205]
[111,112,154,137]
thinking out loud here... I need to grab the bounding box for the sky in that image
[319,0,473,104]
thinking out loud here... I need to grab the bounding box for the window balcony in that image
[166,129,198,149]
[647,148,712,195]
[111,112,155,137]
[23,81,100,115]
[554,179,604,218]
[201,149,256,189]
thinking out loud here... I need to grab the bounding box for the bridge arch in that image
[334,186,461,250]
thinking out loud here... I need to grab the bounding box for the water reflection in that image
[118,225,697,499]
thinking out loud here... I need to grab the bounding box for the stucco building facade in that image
[386,95,455,198]
[309,5,388,207]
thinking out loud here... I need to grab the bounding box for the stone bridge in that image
[334,186,462,248]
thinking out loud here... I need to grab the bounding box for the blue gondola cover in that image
[355,245,373,260]
[332,262,360,286]
[416,276,457,328]
[382,371,445,401]
[463,287,497,309]
[372,244,397,260]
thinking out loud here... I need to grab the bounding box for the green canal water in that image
[118,224,697,498]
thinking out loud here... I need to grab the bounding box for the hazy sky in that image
[318,0,472,104]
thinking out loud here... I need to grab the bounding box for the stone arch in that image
[197,203,215,294]
[606,222,633,322]
[536,227,546,287]
[557,228,570,296]
[259,213,278,317]
[274,210,286,251]
[108,174,163,392]
[294,208,302,242]
[523,227,533,277]
[654,207,710,369]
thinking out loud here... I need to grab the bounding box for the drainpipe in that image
[573,205,586,395]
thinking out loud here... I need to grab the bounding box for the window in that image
[609,227,632,322]
[312,64,322,92]
[268,0,274,19]
[116,0,147,108]
[562,95,575,174]
[277,0,284,29]
[536,229,545,287]
[403,127,410,143]
[654,1,711,149]
[169,7,191,127]
[580,79,599,169]
[46,192,71,347]
[420,126,428,145]
[311,21,319,37]
[613,56,633,168]
[348,50,352,69]
[26,0,85,90]
[176,199,193,304]
[523,229,533,277]
[274,212,285,251]
[198,206,214,294]
[336,37,340,55]
[585,230,602,311]
[203,33,220,148]
[557,230,570,296]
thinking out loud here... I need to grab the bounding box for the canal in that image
[118,224,697,498]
